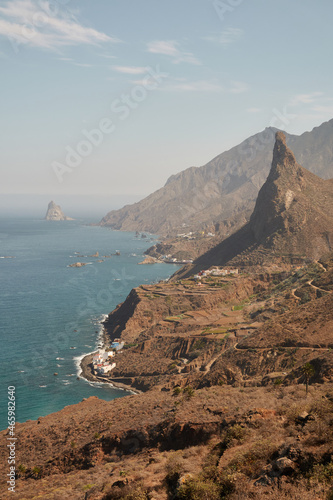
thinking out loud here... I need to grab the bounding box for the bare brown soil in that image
[1,384,332,499]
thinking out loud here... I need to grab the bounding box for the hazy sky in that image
[1,0,333,215]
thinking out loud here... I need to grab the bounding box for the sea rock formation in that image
[45,201,74,221]
[138,256,162,265]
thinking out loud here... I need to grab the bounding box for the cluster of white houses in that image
[194,267,239,279]
[176,231,215,239]
[92,339,124,376]
[163,256,194,264]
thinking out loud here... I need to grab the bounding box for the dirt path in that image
[316,261,328,273]
[307,278,332,294]
[291,288,301,300]
[203,351,225,372]
[234,343,330,352]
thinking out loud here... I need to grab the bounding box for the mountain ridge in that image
[100,120,333,236]
[175,131,333,278]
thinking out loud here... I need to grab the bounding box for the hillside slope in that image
[2,255,333,498]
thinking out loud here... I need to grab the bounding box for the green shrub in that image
[173,386,182,396]
[190,339,206,351]
[227,439,278,478]
[218,469,237,496]
[165,453,185,491]
[224,424,247,447]
[309,462,333,484]
[232,304,244,311]
[177,478,220,499]
[183,386,195,399]
[123,343,138,349]
[169,362,178,371]
[32,466,42,478]
[274,378,283,387]
[83,484,95,491]
[104,484,149,500]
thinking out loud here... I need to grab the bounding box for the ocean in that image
[0,218,179,430]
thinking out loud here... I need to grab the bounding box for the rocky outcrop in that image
[45,200,74,221]
[100,120,333,236]
[138,256,162,265]
[250,131,333,257]
[176,132,333,277]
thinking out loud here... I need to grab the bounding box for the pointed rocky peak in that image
[268,131,301,182]
[250,131,332,245]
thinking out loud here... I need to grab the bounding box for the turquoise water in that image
[0,218,179,430]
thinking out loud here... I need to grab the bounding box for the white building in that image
[98,362,116,375]
[111,341,124,351]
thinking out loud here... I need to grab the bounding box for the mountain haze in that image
[100,120,333,236]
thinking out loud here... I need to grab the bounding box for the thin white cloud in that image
[289,92,323,106]
[0,0,119,51]
[161,78,249,93]
[74,63,92,68]
[229,81,249,94]
[112,66,147,75]
[164,80,223,92]
[311,104,333,113]
[99,54,117,59]
[247,107,262,113]
[204,28,243,46]
[276,92,333,134]
[147,40,201,65]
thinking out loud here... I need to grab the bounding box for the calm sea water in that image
[0,218,179,430]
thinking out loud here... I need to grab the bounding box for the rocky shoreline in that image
[79,350,142,395]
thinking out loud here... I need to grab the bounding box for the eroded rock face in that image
[176,132,333,277]
[250,131,333,257]
[45,201,74,220]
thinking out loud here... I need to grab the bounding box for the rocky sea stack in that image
[45,201,74,221]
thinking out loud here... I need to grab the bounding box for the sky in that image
[1,0,333,217]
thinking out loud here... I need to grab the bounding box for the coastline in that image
[79,332,142,396]
[76,235,172,398]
